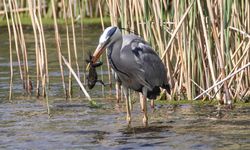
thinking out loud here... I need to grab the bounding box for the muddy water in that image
[0,26,250,149]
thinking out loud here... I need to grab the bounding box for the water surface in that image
[0,98,250,149]
[0,25,250,149]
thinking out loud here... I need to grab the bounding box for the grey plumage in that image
[107,32,170,99]
[90,26,170,126]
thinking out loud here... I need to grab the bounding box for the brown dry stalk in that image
[3,0,13,100]
[51,0,67,98]
[61,55,91,101]
[194,62,250,100]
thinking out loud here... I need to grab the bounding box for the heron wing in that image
[120,35,167,90]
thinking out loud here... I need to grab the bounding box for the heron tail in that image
[147,87,161,99]
[162,84,171,94]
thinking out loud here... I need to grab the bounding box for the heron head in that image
[86,26,121,70]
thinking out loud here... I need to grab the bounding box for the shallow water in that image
[0,98,250,149]
[0,26,250,149]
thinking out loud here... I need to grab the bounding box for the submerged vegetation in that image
[0,0,249,106]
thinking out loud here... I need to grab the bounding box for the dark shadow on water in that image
[54,104,88,108]
[52,102,106,110]
[64,130,109,144]
[215,120,250,126]
[113,125,174,149]
[64,130,109,135]
[121,125,173,135]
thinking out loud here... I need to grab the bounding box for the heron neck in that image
[107,37,123,70]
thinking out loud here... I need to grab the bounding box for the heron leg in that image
[123,87,131,126]
[141,88,148,127]
[116,81,121,103]
[128,90,133,111]
[150,100,154,109]
[142,95,148,127]
[139,93,144,112]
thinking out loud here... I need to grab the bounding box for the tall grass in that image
[3,0,13,100]
[6,0,31,96]
[105,0,250,103]
[0,0,108,18]
[2,0,117,101]
[1,0,249,104]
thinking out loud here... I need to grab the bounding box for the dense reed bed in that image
[1,0,109,101]
[105,0,250,104]
[0,0,249,105]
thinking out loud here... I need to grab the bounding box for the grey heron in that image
[88,26,170,126]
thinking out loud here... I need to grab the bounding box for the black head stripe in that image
[107,27,117,37]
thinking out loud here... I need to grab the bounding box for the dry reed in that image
[3,0,13,100]
[104,0,250,103]
[1,0,249,104]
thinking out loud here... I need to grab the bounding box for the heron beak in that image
[92,44,106,63]
[86,43,106,71]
